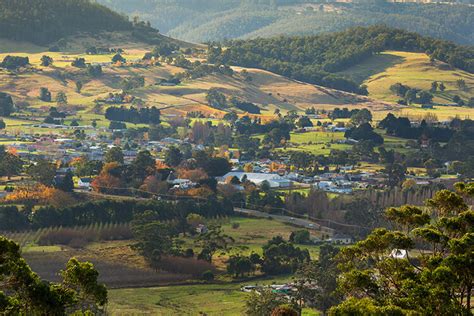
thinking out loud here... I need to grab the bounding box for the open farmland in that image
[0,47,397,129]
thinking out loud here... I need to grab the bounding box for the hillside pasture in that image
[339,51,474,106]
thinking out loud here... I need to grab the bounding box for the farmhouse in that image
[329,234,354,245]
[77,178,93,190]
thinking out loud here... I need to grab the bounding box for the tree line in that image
[105,106,161,124]
[0,198,233,231]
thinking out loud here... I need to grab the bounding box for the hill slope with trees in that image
[0,0,135,44]
[98,0,474,45]
[208,26,474,94]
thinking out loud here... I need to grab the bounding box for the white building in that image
[220,172,291,188]
[77,178,92,190]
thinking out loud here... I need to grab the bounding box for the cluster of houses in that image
[2,131,455,194]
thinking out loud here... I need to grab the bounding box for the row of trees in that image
[390,82,434,105]
[105,106,161,124]
[0,196,233,231]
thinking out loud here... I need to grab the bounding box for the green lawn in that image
[285,130,351,155]
[290,130,345,144]
[108,278,320,315]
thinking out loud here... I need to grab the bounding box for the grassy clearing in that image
[285,130,351,155]
[338,51,474,121]
[108,283,246,316]
[340,51,474,103]
[219,217,321,259]
[290,130,345,144]
[108,277,319,316]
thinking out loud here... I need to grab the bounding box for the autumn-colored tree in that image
[40,186,76,207]
[243,163,253,172]
[190,121,212,144]
[155,160,169,170]
[91,174,122,194]
[3,184,75,207]
[139,175,168,194]
[177,168,208,182]
[177,186,215,198]
[101,161,122,178]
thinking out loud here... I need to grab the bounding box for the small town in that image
[0,0,473,315]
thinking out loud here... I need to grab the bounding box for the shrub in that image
[231,222,240,229]
[184,248,194,258]
[202,270,215,281]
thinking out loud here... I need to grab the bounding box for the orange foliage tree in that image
[91,174,122,194]
[3,184,76,207]
[139,175,168,194]
[177,168,208,182]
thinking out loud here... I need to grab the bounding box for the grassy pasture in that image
[338,51,474,121]
[108,278,320,316]
[219,217,321,259]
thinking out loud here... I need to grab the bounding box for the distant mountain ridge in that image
[97,0,474,45]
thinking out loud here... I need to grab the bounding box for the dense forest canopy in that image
[208,26,474,93]
[0,0,133,44]
[98,0,474,45]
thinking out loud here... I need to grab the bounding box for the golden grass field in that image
[339,51,474,119]
[0,46,473,133]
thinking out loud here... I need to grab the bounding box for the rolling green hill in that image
[98,0,474,45]
[338,51,474,105]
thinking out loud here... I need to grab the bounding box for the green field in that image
[108,280,320,316]
[285,130,351,156]
[219,217,321,258]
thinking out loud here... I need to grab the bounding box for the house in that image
[390,249,408,259]
[77,178,93,190]
[196,224,208,234]
[170,179,194,189]
[330,234,354,245]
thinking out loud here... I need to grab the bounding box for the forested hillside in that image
[0,0,133,44]
[98,0,474,45]
[208,26,474,94]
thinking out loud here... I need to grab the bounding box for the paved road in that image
[235,208,334,234]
